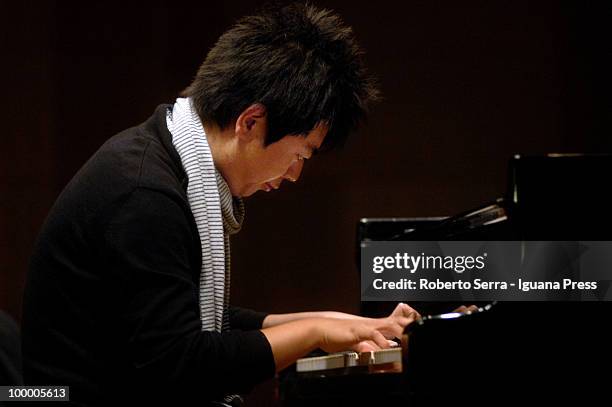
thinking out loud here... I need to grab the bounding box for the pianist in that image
[21,3,419,406]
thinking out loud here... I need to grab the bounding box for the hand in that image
[389,302,421,322]
[317,303,419,353]
[350,339,399,353]
[315,318,387,353]
[372,302,420,340]
[452,304,479,313]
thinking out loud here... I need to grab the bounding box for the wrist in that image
[306,317,326,349]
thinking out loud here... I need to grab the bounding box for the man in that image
[22,3,419,405]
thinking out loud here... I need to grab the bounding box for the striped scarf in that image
[166,97,245,333]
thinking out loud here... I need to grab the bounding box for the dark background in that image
[1,0,611,404]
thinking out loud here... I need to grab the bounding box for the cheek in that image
[248,140,299,181]
[265,151,296,176]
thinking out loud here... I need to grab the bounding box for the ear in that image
[235,103,267,141]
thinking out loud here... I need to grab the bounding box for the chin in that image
[240,186,259,198]
[228,183,246,198]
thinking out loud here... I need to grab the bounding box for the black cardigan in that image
[21,105,275,405]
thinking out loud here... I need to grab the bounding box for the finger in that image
[467,305,479,313]
[406,305,421,320]
[354,340,379,352]
[395,303,421,319]
[401,302,420,317]
[390,303,403,317]
[370,329,390,349]
[384,319,407,339]
[394,316,417,328]
[453,305,468,313]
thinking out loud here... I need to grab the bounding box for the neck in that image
[203,123,241,197]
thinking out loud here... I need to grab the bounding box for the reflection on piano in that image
[280,154,612,405]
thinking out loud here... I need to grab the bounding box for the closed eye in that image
[300,146,317,160]
[308,144,319,158]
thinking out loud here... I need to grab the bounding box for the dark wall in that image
[1,0,611,400]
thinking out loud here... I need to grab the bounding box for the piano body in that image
[279,154,612,405]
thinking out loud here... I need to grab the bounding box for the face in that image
[215,104,327,197]
[235,122,327,197]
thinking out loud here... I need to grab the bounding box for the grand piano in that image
[280,154,612,405]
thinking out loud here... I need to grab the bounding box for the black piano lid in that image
[508,153,612,240]
[359,154,612,242]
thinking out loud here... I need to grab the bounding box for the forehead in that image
[269,122,328,151]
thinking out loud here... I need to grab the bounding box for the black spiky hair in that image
[182,1,380,150]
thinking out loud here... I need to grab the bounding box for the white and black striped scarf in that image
[166,97,245,334]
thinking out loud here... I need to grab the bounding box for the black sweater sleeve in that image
[229,306,269,330]
[104,187,275,400]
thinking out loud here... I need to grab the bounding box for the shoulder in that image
[94,124,185,198]
[42,107,192,246]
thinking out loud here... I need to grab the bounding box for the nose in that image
[283,159,304,183]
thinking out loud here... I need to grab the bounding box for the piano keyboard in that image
[296,348,402,373]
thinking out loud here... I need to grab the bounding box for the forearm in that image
[261,309,415,372]
[260,318,323,372]
[262,311,367,328]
